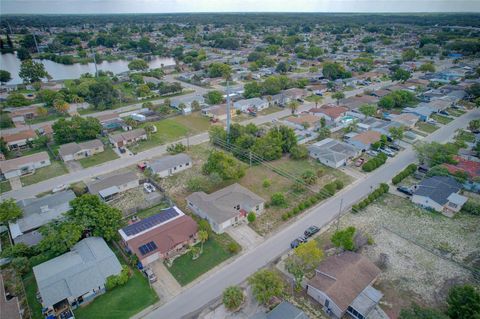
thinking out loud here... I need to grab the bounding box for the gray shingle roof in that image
[87,171,138,195]
[414,176,462,205]
[33,237,122,308]
[148,153,192,174]
[58,139,103,157]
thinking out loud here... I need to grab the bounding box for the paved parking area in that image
[150,260,182,304]
[226,224,263,251]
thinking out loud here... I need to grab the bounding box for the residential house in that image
[308,138,361,168]
[0,274,22,319]
[285,114,321,131]
[389,113,419,129]
[33,237,122,314]
[250,301,309,319]
[109,128,147,148]
[58,139,104,162]
[283,88,307,101]
[187,183,265,234]
[308,105,349,124]
[8,105,39,121]
[234,98,269,113]
[170,94,206,114]
[9,190,76,246]
[346,130,382,151]
[412,176,468,217]
[307,251,383,319]
[202,104,236,121]
[86,171,139,201]
[444,156,480,179]
[402,105,435,122]
[340,95,379,110]
[119,206,198,266]
[0,152,51,180]
[147,153,192,178]
[2,129,37,151]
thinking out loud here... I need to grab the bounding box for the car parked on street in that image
[380,148,395,157]
[304,225,320,237]
[290,239,301,249]
[367,150,378,157]
[397,186,413,196]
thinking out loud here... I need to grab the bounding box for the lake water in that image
[0,53,176,85]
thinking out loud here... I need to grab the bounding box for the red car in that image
[355,158,365,167]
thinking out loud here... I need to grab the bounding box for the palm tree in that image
[288,100,299,115]
[198,230,209,254]
[312,94,323,108]
[332,91,345,105]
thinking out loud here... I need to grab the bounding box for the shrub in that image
[335,180,344,190]
[293,207,300,215]
[223,286,245,311]
[106,275,118,291]
[461,200,480,215]
[362,153,388,172]
[351,183,389,212]
[392,164,417,185]
[198,219,213,235]
[247,212,256,223]
[331,226,356,251]
[11,257,30,275]
[166,143,187,155]
[271,193,287,207]
[262,179,271,188]
[298,203,306,211]
[282,213,289,221]
[228,242,241,254]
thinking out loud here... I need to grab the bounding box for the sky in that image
[1,0,480,14]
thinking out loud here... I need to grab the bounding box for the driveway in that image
[65,160,82,173]
[150,260,182,304]
[226,224,263,251]
[9,177,22,190]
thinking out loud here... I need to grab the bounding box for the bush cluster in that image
[392,164,417,185]
[105,265,131,290]
[362,153,388,172]
[351,183,389,213]
[281,179,344,221]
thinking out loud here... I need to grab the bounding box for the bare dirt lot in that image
[109,185,164,217]
[316,194,480,318]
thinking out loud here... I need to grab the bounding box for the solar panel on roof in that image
[123,207,179,236]
[138,241,158,255]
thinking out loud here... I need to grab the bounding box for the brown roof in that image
[310,105,348,120]
[351,130,382,145]
[286,114,320,126]
[126,215,198,258]
[0,152,50,173]
[3,129,36,143]
[308,252,380,312]
[109,128,146,143]
[0,274,22,319]
[9,106,38,117]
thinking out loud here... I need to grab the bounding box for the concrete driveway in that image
[226,224,263,251]
[9,177,22,190]
[65,160,82,173]
[149,260,182,304]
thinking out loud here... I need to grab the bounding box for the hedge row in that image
[282,180,344,221]
[392,164,417,185]
[351,183,389,213]
[362,153,388,172]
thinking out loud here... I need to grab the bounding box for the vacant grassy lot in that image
[415,121,438,133]
[170,112,211,133]
[0,180,11,193]
[431,113,453,125]
[258,105,284,116]
[167,233,238,286]
[316,194,479,318]
[20,161,68,186]
[130,119,190,152]
[79,147,119,168]
[447,108,466,117]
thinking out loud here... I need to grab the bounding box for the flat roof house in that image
[119,206,198,266]
[109,128,147,148]
[2,129,37,151]
[86,171,139,201]
[33,237,122,314]
[0,151,51,180]
[186,183,265,234]
[58,139,104,162]
[308,138,361,168]
[148,153,192,178]
[307,252,382,319]
[412,176,468,217]
[9,190,76,246]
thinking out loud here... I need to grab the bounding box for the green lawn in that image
[74,269,158,319]
[447,108,465,117]
[23,272,44,319]
[26,113,67,125]
[415,122,438,133]
[79,147,120,168]
[167,234,238,286]
[0,180,11,194]
[170,112,211,133]
[20,161,68,186]
[455,130,476,143]
[258,105,284,116]
[431,113,453,125]
[136,202,172,219]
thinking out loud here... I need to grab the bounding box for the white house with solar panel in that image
[118,206,198,266]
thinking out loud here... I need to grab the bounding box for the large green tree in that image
[248,269,284,305]
[86,79,119,109]
[128,59,149,71]
[202,150,245,180]
[322,62,351,80]
[19,60,50,83]
[0,70,11,84]
[0,199,22,224]
[52,116,102,144]
[39,221,84,256]
[447,285,480,319]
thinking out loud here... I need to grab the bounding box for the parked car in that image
[389,144,400,151]
[143,183,155,193]
[143,268,157,283]
[355,158,365,167]
[397,186,413,196]
[298,235,308,243]
[119,147,127,154]
[304,225,320,237]
[137,162,147,171]
[52,184,68,193]
[290,239,301,249]
[439,110,450,116]
[380,148,395,157]
[426,119,437,125]
[366,150,378,157]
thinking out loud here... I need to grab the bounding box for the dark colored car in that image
[290,239,301,249]
[389,144,401,151]
[304,226,320,237]
[397,186,413,196]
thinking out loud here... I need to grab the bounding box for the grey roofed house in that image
[308,138,360,168]
[58,139,104,159]
[33,237,122,309]
[87,171,139,197]
[9,190,76,246]
[250,301,309,319]
[186,183,264,225]
[148,153,192,174]
[413,176,463,206]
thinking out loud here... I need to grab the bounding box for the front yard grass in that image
[167,233,239,286]
[455,129,476,143]
[431,113,453,125]
[135,202,172,219]
[78,147,119,168]
[20,161,68,186]
[447,108,465,117]
[0,180,12,193]
[415,122,438,133]
[170,112,211,133]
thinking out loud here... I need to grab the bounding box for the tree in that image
[248,269,284,305]
[86,80,119,109]
[293,240,324,273]
[288,100,299,114]
[128,59,149,71]
[247,212,256,223]
[270,193,286,207]
[419,63,436,73]
[331,226,356,251]
[400,303,449,319]
[389,126,404,141]
[198,230,209,254]
[402,48,417,61]
[191,100,201,111]
[332,91,345,105]
[202,150,245,180]
[223,286,244,311]
[38,221,84,256]
[447,285,480,319]
[359,104,377,117]
[68,194,123,241]
[11,257,30,276]
[208,62,232,79]
[466,83,480,100]
[378,90,416,109]
[16,47,31,61]
[285,256,305,290]
[413,141,458,166]
[311,94,323,108]
[19,60,50,83]
[392,68,411,82]
[276,61,288,74]
[290,145,308,160]
[52,116,102,144]
[0,70,11,84]
[0,199,22,224]
[0,138,9,156]
[36,106,48,117]
[302,170,317,185]
[54,99,69,114]
[205,90,223,105]
[468,119,480,133]
[6,93,30,107]
[322,62,351,80]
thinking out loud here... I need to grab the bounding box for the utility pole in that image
[226,79,231,144]
[336,198,343,232]
[91,48,98,77]
[249,150,252,167]
[32,33,40,54]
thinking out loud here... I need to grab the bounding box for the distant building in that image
[346,130,382,151]
[250,301,309,319]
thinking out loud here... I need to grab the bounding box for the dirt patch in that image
[109,185,164,217]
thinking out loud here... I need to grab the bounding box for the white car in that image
[426,119,437,125]
[52,184,68,193]
[367,150,379,157]
[143,183,155,193]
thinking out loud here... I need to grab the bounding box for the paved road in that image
[138,109,479,319]
[1,81,389,200]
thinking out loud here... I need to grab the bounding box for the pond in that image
[0,53,176,84]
